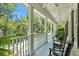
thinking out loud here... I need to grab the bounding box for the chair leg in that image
[49,48,52,56]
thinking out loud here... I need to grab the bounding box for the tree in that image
[33,11,45,33]
[0,3,29,55]
[0,3,16,56]
[56,23,65,41]
[0,3,16,35]
[0,3,16,18]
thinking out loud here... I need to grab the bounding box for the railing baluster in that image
[8,42,10,56]
[24,36,26,56]
[1,39,5,54]
[23,37,24,56]
[16,38,18,56]
[26,36,28,56]
[5,36,28,56]
[21,37,22,56]
[24,37,26,56]
[20,38,21,56]
[25,36,27,56]
[12,39,15,56]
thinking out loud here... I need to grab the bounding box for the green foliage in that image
[0,3,16,18]
[47,22,52,32]
[0,3,49,55]
[0,32,26,39]
[0,48,13,56]
[0,3,16,7]
[56,24,65,41]
[0,37,11,46]
[0,3,16,35]
[0,3,17,56]
[0,36,12,56]
[33,11,45,33]
[0,32,26,55]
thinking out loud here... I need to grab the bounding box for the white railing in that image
[0,35,28,56]
[0,32,49,56]
[11,36,28,56]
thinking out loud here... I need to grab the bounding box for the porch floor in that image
[34,36,54,56]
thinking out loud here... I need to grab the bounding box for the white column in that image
[68,14,72,42]
[28,6,35,55]
[45,18,48,42]
[70,5,78,56]
[74,8,78,49]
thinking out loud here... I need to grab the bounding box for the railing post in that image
[28,5,35,56]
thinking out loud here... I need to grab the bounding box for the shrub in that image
[56,24,65,41]
[0,32,26,55]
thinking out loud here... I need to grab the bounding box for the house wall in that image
[70,4,79,56]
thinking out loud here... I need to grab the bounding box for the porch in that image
[0,3,79,56]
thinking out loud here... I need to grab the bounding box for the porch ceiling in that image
[45,3,74,24]
[28,3,75,24]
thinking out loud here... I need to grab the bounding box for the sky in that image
[12,3,29,19]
